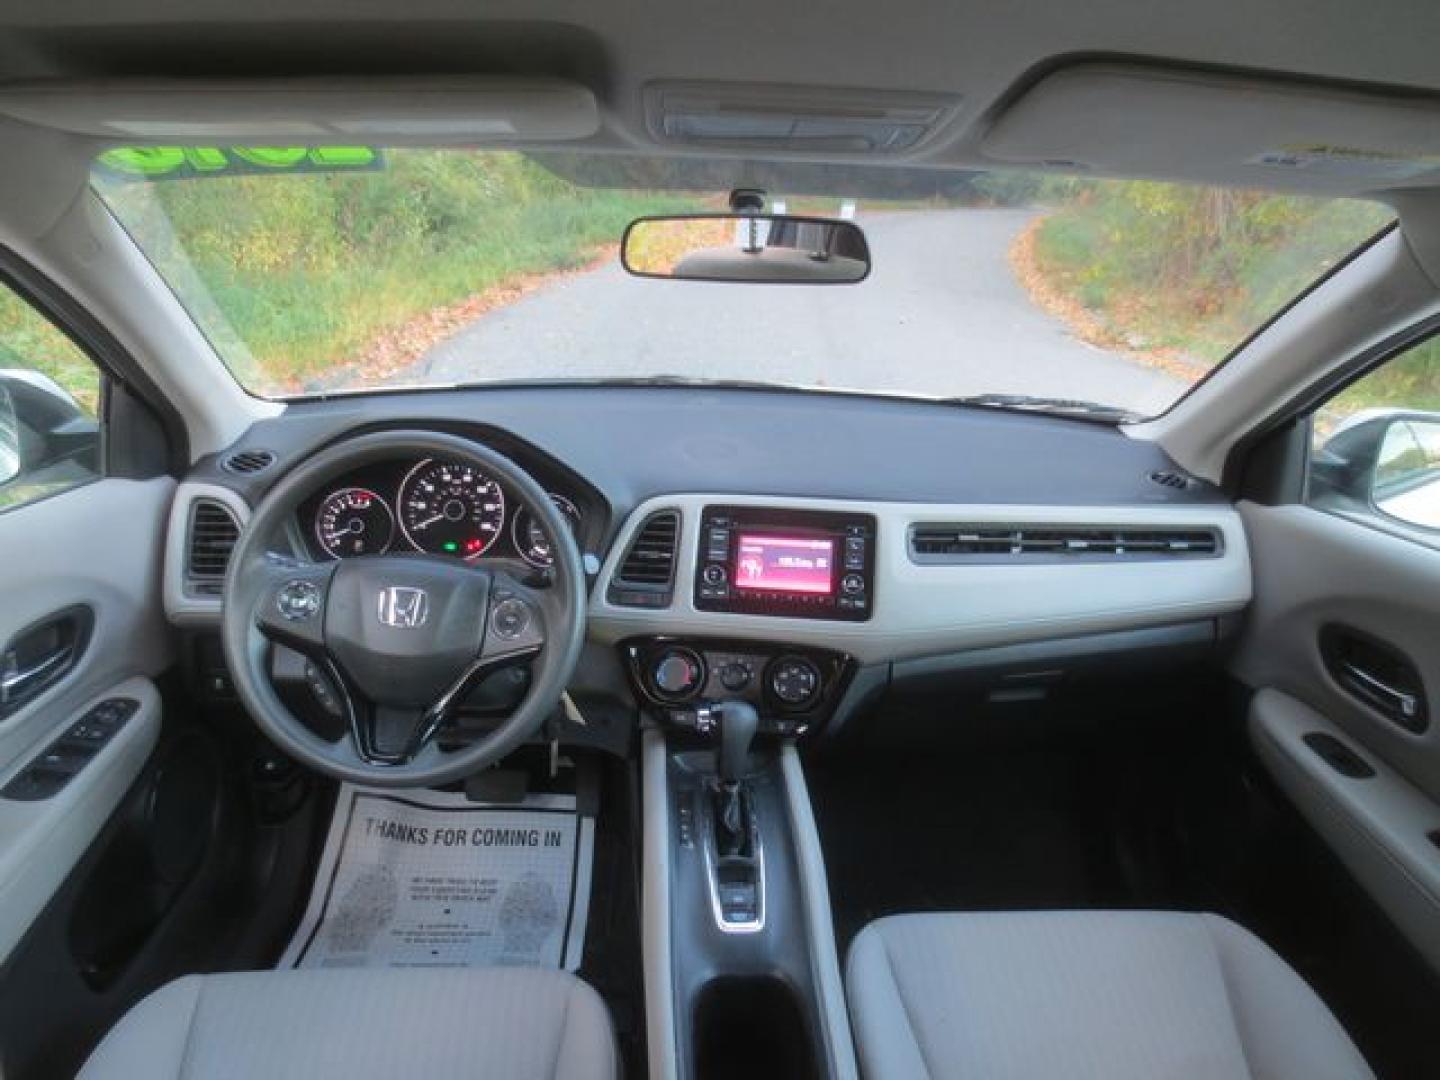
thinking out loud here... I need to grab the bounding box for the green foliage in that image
[1032,181,1393,361]
[98,151,694,392]
[1330,336,1440,415]
[1027,180,1440,415]
[0,291,98,413]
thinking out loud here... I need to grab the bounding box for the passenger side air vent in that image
[909,523,1221,563]
[607,510,680,608]
[186,499,241,595]
[221,449,276,475]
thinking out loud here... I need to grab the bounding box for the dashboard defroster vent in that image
[221,449,276,475]
[608,510,680,608]
[1148,469,1193,490]
[186,499,241,595]
[909,523,1221,563]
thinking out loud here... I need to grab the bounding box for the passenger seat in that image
[845,910,1372,1079]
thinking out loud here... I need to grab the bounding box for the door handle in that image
[1339,661,1420,722]
[0,644,75,705]
[0,605,93,717]
[1320,623,1428,735]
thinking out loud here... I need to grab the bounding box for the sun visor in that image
[982,64,1440,192]
[0,77,600,143]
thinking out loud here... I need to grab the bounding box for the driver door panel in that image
[0,477,175,963]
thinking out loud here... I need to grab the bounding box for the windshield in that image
[92,148,1393,417]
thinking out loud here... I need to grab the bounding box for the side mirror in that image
[1371,415,1440,531]
[0,383,19,487]
[0,369,99,493]
[1314,411,1440,531]
[621,214,871,284]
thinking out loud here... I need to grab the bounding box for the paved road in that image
[399,208,1186,415]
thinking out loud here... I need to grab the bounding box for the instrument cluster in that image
[297,456,584,568]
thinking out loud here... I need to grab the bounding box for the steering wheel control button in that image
[276,580,323,621]
[490,597,532,641]
[303,662,345,717]
[769,656,822,707]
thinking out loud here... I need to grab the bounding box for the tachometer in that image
[511,494,582,568]
[397,458,506,558]
[315,487,395,559]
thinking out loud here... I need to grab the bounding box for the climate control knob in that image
[769,656,822,708]
[652,648,705,700]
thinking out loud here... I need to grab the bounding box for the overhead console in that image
[694,505,876,622]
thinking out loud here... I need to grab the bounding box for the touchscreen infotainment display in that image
[734,534,835,595]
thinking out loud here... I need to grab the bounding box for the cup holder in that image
[692,974,819,1080]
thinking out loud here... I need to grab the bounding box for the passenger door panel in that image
[1237,501,1440,967]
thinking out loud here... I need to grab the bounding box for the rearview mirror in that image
[621,214,871,284]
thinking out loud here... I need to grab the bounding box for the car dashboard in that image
[161,385,1252,738]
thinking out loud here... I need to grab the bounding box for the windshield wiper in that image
[941,394,1143,424]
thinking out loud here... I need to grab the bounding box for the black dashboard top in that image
[195,385,1226,522]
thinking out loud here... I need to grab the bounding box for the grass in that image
[97,151,698,393]
[1027,180,1440,415]
[0,298,100,413]
[1031,182,1394,363]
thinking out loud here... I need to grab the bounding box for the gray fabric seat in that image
[78,967,617,1080]
[845,910,1373,1080]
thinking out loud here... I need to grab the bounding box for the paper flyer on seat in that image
[280,785,593,971]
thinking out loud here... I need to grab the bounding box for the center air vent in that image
[608,510,680,608]
[186,499,241,595]
[221,449,276,475]
[910,523,1221,563]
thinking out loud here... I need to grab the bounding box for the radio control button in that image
[841,573,866,595]
[702,563,727,586]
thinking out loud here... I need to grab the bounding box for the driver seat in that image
[78,967,617,1080]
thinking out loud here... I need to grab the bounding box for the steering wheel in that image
[220,430,587,788]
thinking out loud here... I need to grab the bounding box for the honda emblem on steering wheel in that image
[377,586,429,628]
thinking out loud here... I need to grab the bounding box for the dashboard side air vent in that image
[186,499,241,595]
[909,523,1222,563]
[608,510,680,608]
[221,449,276,475]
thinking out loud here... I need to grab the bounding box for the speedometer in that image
[315,487,394,559]
[397,458,506,559]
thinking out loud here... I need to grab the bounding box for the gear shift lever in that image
[714,700,758,783]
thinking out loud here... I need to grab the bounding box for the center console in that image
[695,506,876,621]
